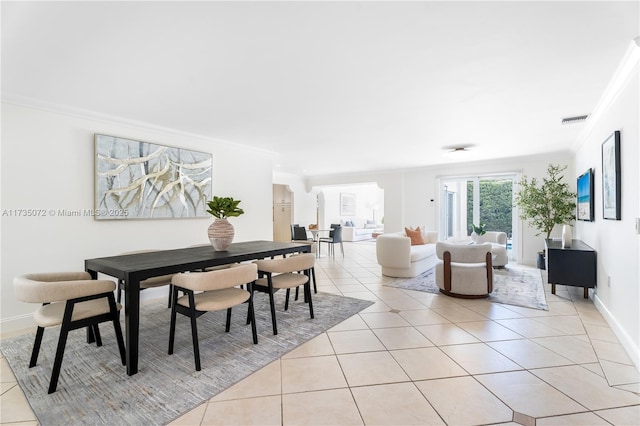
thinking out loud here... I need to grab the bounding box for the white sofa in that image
[472,231,508,267]
[376,230,439,278]
[343,226,373,241]
[342,219,383,241]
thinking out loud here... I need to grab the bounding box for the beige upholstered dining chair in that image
[117,249,175,307]
[252,253,316,335]
[168,263,258,371]
[435,242,494,298]
[13,271,126,393]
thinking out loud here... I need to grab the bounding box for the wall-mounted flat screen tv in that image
[577,168,594,221]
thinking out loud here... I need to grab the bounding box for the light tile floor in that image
[2,241,639,425]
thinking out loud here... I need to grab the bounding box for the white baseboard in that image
[0,313,35,337]
[593,292,640,370]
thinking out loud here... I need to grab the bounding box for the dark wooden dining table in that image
[85,240,311,375]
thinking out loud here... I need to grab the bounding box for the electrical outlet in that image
[607,276,611,288]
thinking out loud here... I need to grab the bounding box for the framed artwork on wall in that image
[95,134,212,220]
[601,130,621,220]
[576,168,594,221]
[340,193,356,216]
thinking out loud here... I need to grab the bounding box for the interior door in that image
[273,184,293,242]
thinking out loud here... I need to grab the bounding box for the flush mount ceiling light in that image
[443,147,472,159]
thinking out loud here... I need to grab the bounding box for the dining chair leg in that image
[49,327,70,394]
[29,326,45,368]
[49,301,74,394]
[92,324,102,347]
[312,267,317,293]
[111,319,126,366]
[267,276,278,335]
[106,292,126,365]
[187,292,201,371]
[247,289,258,344]
[246,286,254,326]
[305,277,314,319]
[284,288,291,311]
[225,308,232,332]
[168,287,179,355]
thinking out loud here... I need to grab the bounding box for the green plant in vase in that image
[206,196,244,251]
[472,223,486,236]
[471,223,486,243]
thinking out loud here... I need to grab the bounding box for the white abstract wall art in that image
[95,134,212,220]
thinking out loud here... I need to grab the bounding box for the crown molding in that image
[574,39,640,148]
[1,94,274,156]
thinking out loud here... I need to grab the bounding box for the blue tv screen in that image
[577,169,594,221]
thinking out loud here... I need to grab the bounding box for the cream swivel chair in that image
[435,242,494,298]
[13,272,126,393]
[252,253,316,335]
[168,263,258,371]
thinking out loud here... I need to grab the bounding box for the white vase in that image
[562,224,572,248]
[208,218,235,251]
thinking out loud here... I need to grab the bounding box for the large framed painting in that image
[576,168,594,222]
[95,134,212,220]
[601,131,621,220]
[340,193,356,216]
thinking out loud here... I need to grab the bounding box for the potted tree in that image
[206,196,245,251]
[514,164,576,269]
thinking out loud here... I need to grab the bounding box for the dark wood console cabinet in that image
[545,239,597,298]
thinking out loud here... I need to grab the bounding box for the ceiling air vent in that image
[561,114,589,125]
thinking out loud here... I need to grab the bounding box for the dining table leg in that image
[123,275,141,375]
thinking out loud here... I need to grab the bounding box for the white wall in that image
[1,103,274,332]
[308,153,574,266]
[312,183,384,229]
[574,58,639,367]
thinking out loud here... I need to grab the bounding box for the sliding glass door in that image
[440,174,517,261]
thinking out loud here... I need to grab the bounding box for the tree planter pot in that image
[537,251,546,270]
[208,218,235,251]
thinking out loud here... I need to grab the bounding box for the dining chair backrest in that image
[292,226,309,241]
[290,224,299,240]
[330,225,343,242]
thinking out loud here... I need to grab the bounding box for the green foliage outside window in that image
[466,180,513,236]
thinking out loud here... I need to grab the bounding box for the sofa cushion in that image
[405,227,425,245]
[410,243,436,262]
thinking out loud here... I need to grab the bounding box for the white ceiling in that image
[2,1,638,176]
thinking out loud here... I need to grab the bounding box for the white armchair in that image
[435,242,494,298]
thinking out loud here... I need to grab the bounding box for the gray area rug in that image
[385,265,548,311]
[1,291,373,425]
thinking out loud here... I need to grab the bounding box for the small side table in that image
[545,239,597,298]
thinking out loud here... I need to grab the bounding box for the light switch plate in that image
[636,218,640,234]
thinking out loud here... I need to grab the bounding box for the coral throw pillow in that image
[405,226,425,245]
